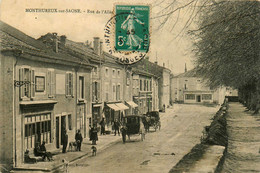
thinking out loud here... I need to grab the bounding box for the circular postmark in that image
[104,6,150,65]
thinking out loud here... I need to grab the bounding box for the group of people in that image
[34,141,53,161]
[62,129,83,153]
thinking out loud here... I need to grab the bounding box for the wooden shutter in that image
[71,73,74,97]
[65,73,68,96]
[52,71,56,96]
[47,70,51,97]
[30,69,35,98]
[19,68,24,99]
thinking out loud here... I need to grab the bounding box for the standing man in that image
[62,130,68,153]
[113,119,120,136]
[99,118,106,135]
[121,125,127,144]
[75,130,83,151]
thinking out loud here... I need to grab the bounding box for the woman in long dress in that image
[121,8,144,49]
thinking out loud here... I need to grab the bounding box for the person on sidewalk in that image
[99,118,106,135]
[75,129,83,151]
[113,119,120,136]
[62,130,68,153]
[120,125,127,143]
[35,141,53,161]
[90,125,98,145]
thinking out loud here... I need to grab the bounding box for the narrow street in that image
[67,104,219,173]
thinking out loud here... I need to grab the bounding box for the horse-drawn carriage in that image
[143,111,161,132]
[121,115,145,142]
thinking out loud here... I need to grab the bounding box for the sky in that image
[0,0,195,74]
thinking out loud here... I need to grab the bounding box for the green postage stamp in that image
[115,5,150,52]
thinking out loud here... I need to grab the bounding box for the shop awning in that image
[126,101,138,108]
[107,104,121,111]
[115,103,129,110]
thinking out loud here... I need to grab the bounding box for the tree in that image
[191,1,260,111]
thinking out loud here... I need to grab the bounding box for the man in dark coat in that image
[62,130,68,153]
[99,118,106,135]
[113,119,120,136]
[75,130,83,151]
[120,125,127,144]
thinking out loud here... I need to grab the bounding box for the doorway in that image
[197,95,201,102]
[61,116,66,145]
[56,117,59,148]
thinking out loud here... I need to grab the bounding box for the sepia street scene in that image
[0,0,260,173]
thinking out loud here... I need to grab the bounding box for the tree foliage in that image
[191,1,260,89]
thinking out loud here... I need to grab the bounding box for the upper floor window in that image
[150,80,152,91]
[92,81,100,102]
[126,71,130,86]
[79,76,84,99]
[117,70,120,78]
[184,84,187,90]
[65,72,73,97]
[112,84,116,100]
[116,84,121,100]
[112,69,116,78]
[105,68,109,77]
[140,80,142,91]
[19,67,35,100]
[92,67,98,75]
[144,80,146,91]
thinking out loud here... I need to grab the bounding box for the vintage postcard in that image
[0,0,259,173]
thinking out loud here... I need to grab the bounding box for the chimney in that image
[185,63,187,72]
[60,35,66,46]
[93,37,100,55]
[155,61,158,65]
[163,63,165,67]
[100,40,103,55]
[52,33,58,53]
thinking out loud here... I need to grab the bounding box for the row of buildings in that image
[0,21,235,169]
[0,21,171,168]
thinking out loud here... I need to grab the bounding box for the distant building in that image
[171,69,226,104]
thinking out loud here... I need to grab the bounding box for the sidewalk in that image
[11,134,122,172]
[222,103,260,172]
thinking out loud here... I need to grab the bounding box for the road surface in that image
[68,104,218,173]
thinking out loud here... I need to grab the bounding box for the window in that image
[184,84,187,90]
[47,69,55,97]
[19,67,35,99]
[147,80,149,91]
[202,94,212,100]
[105,83,109,101]
[116,84,121,100]
[112,69,116,78]
[140,80,142,91]
[68,114,72,130]
[117,70,120,78]
[79,76,84,99]
[150,80,152,91]
[92,67,98,75]
[92,81,100,102]
[66,72,73,96]
[126,71,130,85]
[144,80,146,91]
[185,94,195,100]
[35,76,45,92]
[112,84,116,100]
[24,113,51,149]
[105,68,109,76]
